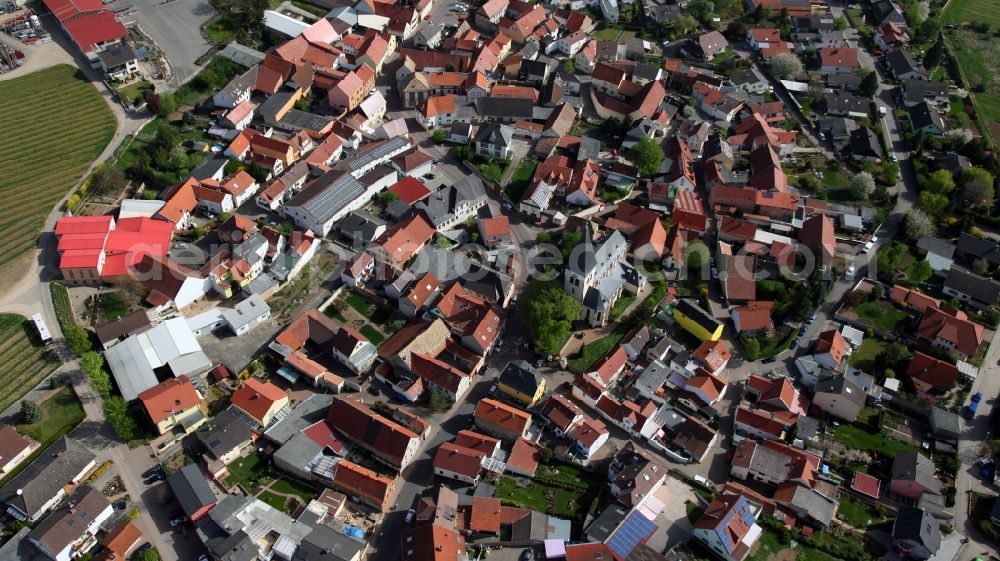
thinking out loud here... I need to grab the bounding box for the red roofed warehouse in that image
[43,0,127,57]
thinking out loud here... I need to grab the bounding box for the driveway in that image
[111,0,215,88]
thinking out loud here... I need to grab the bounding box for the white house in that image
[557,31,588,57]
[570,417,609,460]
[222,294,271,336]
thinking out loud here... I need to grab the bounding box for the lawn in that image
[830,424,919,455]
[359,324,385,345]
[269,478,317,503]
[291,0,330,16]
[0,65,116,274]
[345,293,393,324]
[507,158,537,202]
[495,474,598,520]
[225,451,267,489]
[258,491,293,513]
[848,338,886,371]
[610,295,636,320]
[942,0,1000,26]
[0,314,61,415]
[745,527,788,561]
[534,460,603,489]
[474,158,510,183]
[567,326,627,372]
[100,292,129,322]
[115,80,152,105]
[592,27,622,40]
[3,386,85,486]
[944,26,1000,147]
[837,495,885,528]
[852,300,909,332]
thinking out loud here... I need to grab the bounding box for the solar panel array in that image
[607,511,658,559]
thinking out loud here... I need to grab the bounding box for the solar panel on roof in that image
[607,511,657,559]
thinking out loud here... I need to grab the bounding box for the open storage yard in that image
[0,313,60,414]
[0,64,115,274]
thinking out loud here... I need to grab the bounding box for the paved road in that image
[112,0,215,88]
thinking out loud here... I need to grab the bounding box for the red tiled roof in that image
[540,395,582,433]
[820,47,859,68]
[469,496,502,534]
[572,417,607,447]
[815,329,848,365]
[327,396,418,465]
[851,472,881,499]
[230,378,287,424]
[478,216,511,238]
[332,460,392,508]
[506,438,540,476]
[733,306,773,332]
[474,398,530,436]
[565,543,615,561]
[906,351,960,392]
[692,340,731,372]
[375,212,435,264]
[433,442,484,478]
[137,376,200,425]
[589,346,628,386]
[389,176,432,205]
[453,430,500,456]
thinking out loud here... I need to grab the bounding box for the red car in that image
[458,14,466,21]
[424,14,430,20]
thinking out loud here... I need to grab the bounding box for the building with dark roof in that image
[167,464,217,521]
[850,127,882,160]
[891,507,941,560]
[496,360,546,406]
[28,486,112,561]
[0,437,97,521]
[908,101,945,136]
[943,268,1000,309]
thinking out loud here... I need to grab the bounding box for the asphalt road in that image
[112,0,215,87]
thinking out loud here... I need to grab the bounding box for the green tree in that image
[924,36,944,69]
[917,17,941,42]
[21,400,41,424]
[88,165,126,196]
[849,171,876,200]
[973,258,990,275]
[560,229,582,260]
[157,93,177,117]
[521,281,581,355]
[81,351,112,398]
[958,167,995,206]
[133,547,162,561]
[883,340,913,369]
[432,128,446,143]
[908,259,932,285]
[626,137,665,178]
[66,194,82,214]
[859,71,879,97]
[769,52,804,79]
[562,59,575,74]
[675,14,697,34]
[64,325,92,357]
[922,169,956,194]
[837,15,848,30]
[103,397,137,442]
[744,338,762,361]
[427,391,450,412]
[904,209,936,239]
[917,191,949,218]
[881,161,900,185]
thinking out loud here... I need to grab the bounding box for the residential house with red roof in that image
[890,285,941,312]
[399,272,441,318]
[270,309,376,389]
[329,64,376,112]
[378,318,482,400]
[916,305,984,358]
[54,215,174,285]
[684,371,727,406]
[814,329,850,369]
[389,176,432,205]
[731,303,774,334]
[229,378,290,430]
[718,243,757,303]
[478,216,511,248]
[584,345,629,389]
[433,442,487,484]
[331,460,395,511]
[673,190,708,233]
[603,203,667,259]
[693,494,762,561]
[432,283,505,356]
[692,339,732,375]
[137,376,205,436]
[327,396,420,469]
[540,395,584,437]
[800,214,836,267]
[906,352,960,394]
[594,394,661,439]
[820,47,860,74]
[370,211,436,270]
[570,417,609,461]
[474,398,531,441]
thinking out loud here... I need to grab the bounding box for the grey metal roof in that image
[0,437,96,520]
[167,464,216,518]
[928,406,960,440]
[783,485,837,526]
[916,236,955,259]
[286,171,366,224]
[415,175,486,227]
[294,524,366,561]
[823,93,867,115]
[191,156,230,181]
[474,97,535,120]
[343,137,411,174]
[264,394,334,445]
[221,293,270,333]
[218,42,266,67]
[891,451,941,494]
[814,376,867,411]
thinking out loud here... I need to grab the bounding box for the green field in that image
[852,300,909,332]
[942,0,1000,26]
[0,65,116,273]
[0,314,61,415]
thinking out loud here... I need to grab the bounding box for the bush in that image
[21,400,42,424]
[64,325,93,358]
[103,397,137,442]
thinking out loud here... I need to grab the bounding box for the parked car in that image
[862,236,878,253]
[844,265,855,281]
[762,356,777,364]
[170,517,186,528]
[405,509,416,523]
[142,465,163,478]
